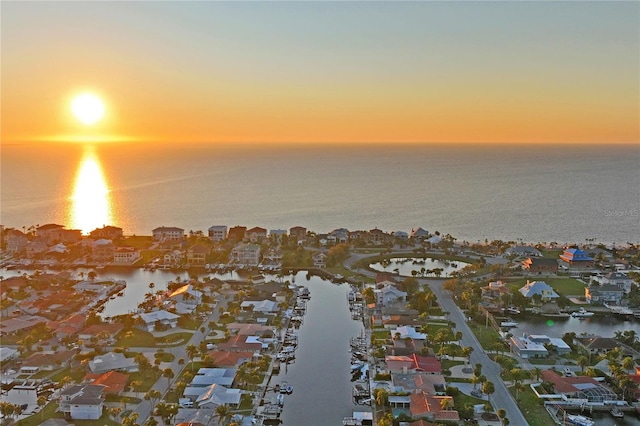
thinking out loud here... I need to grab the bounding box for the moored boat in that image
[571,308,594,318]
[566,414,595,426]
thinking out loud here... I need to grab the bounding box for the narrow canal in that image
[268,271,366,426]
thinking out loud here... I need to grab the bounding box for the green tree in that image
[482,381,495,406]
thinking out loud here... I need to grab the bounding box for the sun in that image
[71,93,105,125]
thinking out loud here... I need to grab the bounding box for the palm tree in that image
[439,397,454,410]
[37,395,47,422]
[532,367,542,382]
[497,409,506,425]
[186,344,198,371]
[482,381,495,406]
[215,404,231,425]
[144,389,162,412]
[162,367,174,386]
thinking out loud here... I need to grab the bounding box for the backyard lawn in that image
[507,277,586,297]
[509,385,552,426]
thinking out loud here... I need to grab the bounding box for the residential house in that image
[375,284,407,306]
[410,228,430,241]
[519,280,559,302]
[540,370,618,403]
[164,249,184,267]
[527,335,571,355]
[574,336,640,358]
[312,251,327,268]
[481,280,510,302]
[262,248,283,266]
[91,239,114,263]
[113,247,140,264]
[226,323,274,336]
[230,243,261,266]
[152,226,185,242]
[240,300,279,313]
[289,226,307,242]
[36,224,81,244]
[21,350,76,371]
[596,272,635,293]
[559,248,594,269]
[138,310,180,332]
[369,228,392,244]
[393,230,409,241]
[48,314,85,340]
[78,323,123,344]
[269,229,287,243]
[522,257,559,275]
[392,372,447,395]
[187,244,209,266]
[409,391,459,423]
[393,326,427,341]
[509,335,549,359]
[217,335,264,352]
[190,368,237,387]
[88,352,138,374]
[191,384,242,408]
[25,241,48,257]
[83,371,129,394]
[5,229,28,253]
[168,284,203,305]
[585,284,624,305]
[89,226,123,240]
[208,225,228,242]
[207,351,254,368]
[58,384,105,420]
[245,227,267,243]
[227,226,247,242]
[0,315,47,336]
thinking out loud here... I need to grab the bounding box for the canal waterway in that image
[510,314,640,338]
[268,271,367,426]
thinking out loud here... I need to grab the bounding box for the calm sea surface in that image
[1,142,639,244]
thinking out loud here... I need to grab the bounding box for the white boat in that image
[571,308,594,318]
[505,306,521,315]
[610,407,624,418]
[500,320,518,328]
[566,414,595,426]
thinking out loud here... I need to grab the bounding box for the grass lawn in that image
[178,315,201,330]
[468,322,503,350]
[326,265,359,279]
[422,322,452,336]
[371,329,390,342]
[116,329,156,347]
[507,277,586,297]
[17,402,120,426]
[154,351,176,362]
[540,249,563,259]
[156,332,193,346]
[509,385,552,426]
[49,366,86,383]
[121,236,154,249]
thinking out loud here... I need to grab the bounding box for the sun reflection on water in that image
[71,147,112,234]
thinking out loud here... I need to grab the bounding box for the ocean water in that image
[1,142,638,245]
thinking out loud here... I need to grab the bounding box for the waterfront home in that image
[593,271,634,293]
[372,312,421,328]
[58,384,105,420]
[0,347,19,363]
[88,352,138,374]
[409,391,459,423]
[5,229,28,253]
[585,284,624,304]
[394,325,427,341]
[92,239,115,263]
[113,247,141,264]
[385,355,442,375]
[522,257,559,275]
[228,226,247,242]
[83,371,128,394]
[312,251,327,268]
[190,368,237,387]
[194,384,242,409]
[505,245,543,258]
[245,227,267,243]
[208,225,228,242]
[574,336,640,358]
[376,272,398,287]
[526,335,571,355]
[375,284,408,307]
[206,351,254,367]
[186,243,209,266]
[559,248,594,269]
[509,335,549,359]
[25,240,48,257]
[391,372,447,395]
[410,227,430,241]
[481,280,510,302]
[262,248,283,266]
[226,323,274,336]
[230,242,261,266]
[240,299,279,313]
[164,249,184,266]
[269,229,287,243]
[519,280,559,302]
[152,226,185,242]
[540,370,617,403]
[217,335,265,352]
[138,310,180,331]
[48,314,85,340]
[5,384,38,409]
[89,225,123,240]
[168,284,203,305]
[37,224,82,245]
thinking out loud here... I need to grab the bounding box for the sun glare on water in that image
[71,93,105,125]
[71,148,112,234]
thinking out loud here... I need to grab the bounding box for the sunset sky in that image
[2,1,638,144]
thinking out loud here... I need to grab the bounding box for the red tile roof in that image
[84,371,129,394]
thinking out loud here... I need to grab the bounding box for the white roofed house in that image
[596,271,635,293]
[88,352,138,374]
[58,384,105,420]
[313,251,327,268]
[375,284,408,307]
[5,229,28,253]
[113,246,140,264]
[194,384,242,409]
[240,300,279,313]
[164,249,185,267]
[410,227,429,241]
[138,310,180,332]
[152,226,185,242]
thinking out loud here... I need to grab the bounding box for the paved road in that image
[345,250,529,426]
